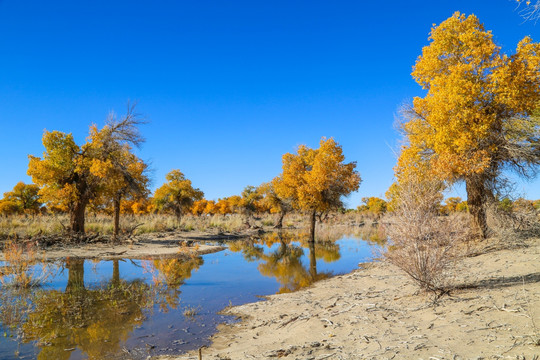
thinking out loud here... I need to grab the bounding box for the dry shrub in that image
[182,305,200,319]
[382,179,470,293]
[487,201,540,242]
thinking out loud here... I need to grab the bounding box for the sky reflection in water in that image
[0,232,376,360]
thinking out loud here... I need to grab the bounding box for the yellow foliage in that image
[2,182,42,215]
[395,13,540,237]
[203,200,217,215]
[358,197,387,215]
[191,199,208,216]
[88,123,149,205]
[257,179,291,215]
[398,12,540,183]
[385,182,400,213]
[0,200,20,216]
[153,170,204,219]
[27,131,83,212]
[275,137,361,213]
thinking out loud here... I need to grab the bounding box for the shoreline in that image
[0,229,266,261]
[156,236,540,359]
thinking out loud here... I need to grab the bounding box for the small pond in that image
[0,232,376,360]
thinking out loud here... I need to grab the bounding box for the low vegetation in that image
[0,240,55,288]
[182,305,200,319]
[382,179,471,293]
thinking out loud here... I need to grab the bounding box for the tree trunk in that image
[277,238,287,259]
[275,211,286,229]
[174,207,182,225]
[244,212,252,229]
[465,177,489,239]
[70,199,87,234]
[113,195,121,240]
[66,258,85,293]
[309,210,317,243]
[112,259,120,287]
[308,240,317,279]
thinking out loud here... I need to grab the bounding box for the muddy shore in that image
[157,236,540,359]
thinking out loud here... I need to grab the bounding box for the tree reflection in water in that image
[143,256,204,312]
[229,231,341,293]
[19,258,153,359]
[0,232,365,359]
[0,255,203,360]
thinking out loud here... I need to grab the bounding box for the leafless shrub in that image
[515,0,540,22]
[382,179,471,293]
[487,201,540,246]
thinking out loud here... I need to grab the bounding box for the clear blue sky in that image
[1,0,539,207]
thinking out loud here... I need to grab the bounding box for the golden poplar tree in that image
[2,182,42,215]
[153,170,204,222]
[28,104,146,235]
[28,130,95,233]
[191,199,209,216]
[275,137,361,241]
[257,178,293,228]
[239,185,262,226]
[204,200,217,215]
[87,117,149,238]
[358,197,387,216]
[397,12,540,238]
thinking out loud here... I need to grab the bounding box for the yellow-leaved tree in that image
[275,137,361,242]
[2,182,42,215]
[257,178,294,228]
[239,185,262,226]
[87,111,149,238]
[397,12,540,238]
[28,130,95,233]
[191,199,209,216]
[28,104,147,235]
[153,170,204,222]
[358,197,387,216]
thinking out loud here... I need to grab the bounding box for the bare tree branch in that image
[516,0,540,22]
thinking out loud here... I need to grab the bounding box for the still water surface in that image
[0,232,375,360]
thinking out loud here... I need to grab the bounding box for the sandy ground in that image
[0,230,259,261]
[159,236,540,360]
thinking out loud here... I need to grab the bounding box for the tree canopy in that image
[275,137,361,240]
[1,182,42,215]
[396,12,540,237]
[28,105,147,234]
[153,170,204,221]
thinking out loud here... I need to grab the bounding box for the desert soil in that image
[158,236,540,360]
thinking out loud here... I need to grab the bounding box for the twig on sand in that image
[317,353,337,359]
[277,315,300,328]
[494,304,519,313]
[321,318,334,326]
[501,338,520,355]
[465,324,505,333]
